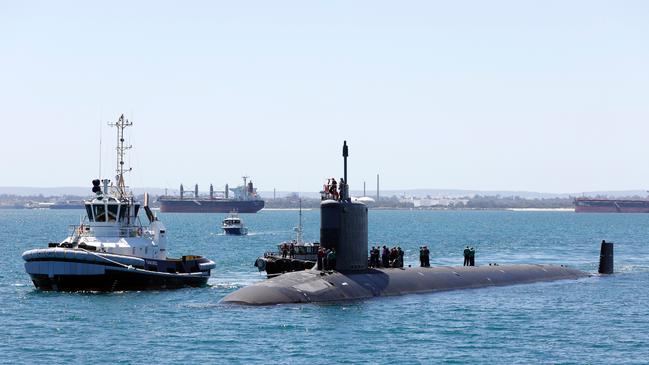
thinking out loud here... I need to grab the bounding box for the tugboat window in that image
[94,204,106,222]
[107,204,118,222]
[118,205,127,222]
[85,205,94,222]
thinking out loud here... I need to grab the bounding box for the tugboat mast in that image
[108,114,132,197]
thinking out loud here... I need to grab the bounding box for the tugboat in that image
[254,201,319,277]
[22,115,215,291]
[222,211,248,235]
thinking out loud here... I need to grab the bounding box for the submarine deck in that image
[221,264,589,305]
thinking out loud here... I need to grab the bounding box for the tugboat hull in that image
[23,248,214,292]
[27,269,208,291]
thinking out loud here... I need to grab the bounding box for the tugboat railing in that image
[67,224,150,238]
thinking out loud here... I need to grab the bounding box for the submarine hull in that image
[221,264,588,305]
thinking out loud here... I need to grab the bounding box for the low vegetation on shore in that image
[11,193,649,211]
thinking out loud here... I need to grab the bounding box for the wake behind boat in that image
[22,115,215,291]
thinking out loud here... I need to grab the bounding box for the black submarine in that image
[222,142,612,305]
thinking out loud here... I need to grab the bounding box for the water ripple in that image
[2,209,649,364]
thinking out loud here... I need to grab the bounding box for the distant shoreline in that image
[0,206,576,212]
[506,208,574,212]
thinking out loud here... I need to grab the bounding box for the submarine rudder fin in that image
[598,240,614,274]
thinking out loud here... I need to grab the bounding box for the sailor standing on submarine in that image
[469,247,476,266]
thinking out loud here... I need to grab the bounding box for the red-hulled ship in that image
[574,197,649,213]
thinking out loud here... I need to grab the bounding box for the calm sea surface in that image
[2,209,648,364]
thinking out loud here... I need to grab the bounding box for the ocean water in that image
[2,209,649,364]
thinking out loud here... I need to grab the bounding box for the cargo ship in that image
[574,197,649,213]
[158,177,264,213]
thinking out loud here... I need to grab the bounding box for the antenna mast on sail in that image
[296,199,304,244]
[108,114,133,197]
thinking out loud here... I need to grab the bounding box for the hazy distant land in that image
[2,186,648,210]
[1,186,648,199]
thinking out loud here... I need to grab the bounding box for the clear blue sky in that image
[2,1,648,193]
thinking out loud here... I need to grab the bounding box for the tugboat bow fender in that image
[22,248,145,268]
[198,261,216,271]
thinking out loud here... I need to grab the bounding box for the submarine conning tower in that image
[321,201,368,271]
[320,141,368,271]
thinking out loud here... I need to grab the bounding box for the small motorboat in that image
[222,211,248,235]
[254,200,318,276]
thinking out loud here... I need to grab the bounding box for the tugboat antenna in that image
[98,118,102,180]
[108,114,133,197]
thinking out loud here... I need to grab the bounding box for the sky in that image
[1,1,648,194]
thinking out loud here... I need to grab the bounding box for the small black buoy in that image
[598,240,614,274]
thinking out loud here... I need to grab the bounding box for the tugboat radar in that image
[91,179,101,194]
